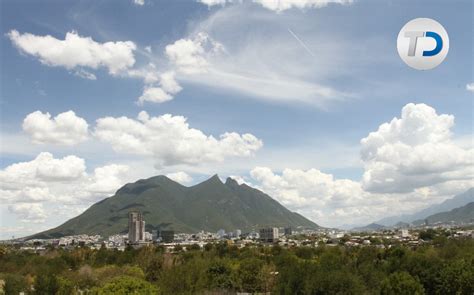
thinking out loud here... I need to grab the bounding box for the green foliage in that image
[3,274,27,295]
[235,258,265,293]
[145,257,163,282]
[419,229,437,241]
[437,258,474,295]
[57,276,75,295]
[205,260,234,290]
[34,273,60,295]
[1,238,473,294]
[380,272,425,295]
[92,276,159,295]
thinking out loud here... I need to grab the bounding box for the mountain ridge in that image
[413,202,474,225]
[375,188,473,226]
[30,174,319,239]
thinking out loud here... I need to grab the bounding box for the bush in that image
[92,276,159,295]
[380,271,424,295]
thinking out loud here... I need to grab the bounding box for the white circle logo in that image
[397,18,449,70]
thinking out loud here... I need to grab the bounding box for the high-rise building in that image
[259,227,279,243]
[128,211,145,243]
[284,227,292,236]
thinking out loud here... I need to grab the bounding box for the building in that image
[217,229,226,239]
[234,229,242,238]
[400,229,410,238]
[128,211,145,243]
[260,227,279,243]
[284,227,292,236]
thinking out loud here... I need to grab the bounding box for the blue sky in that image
[1,0,472,238]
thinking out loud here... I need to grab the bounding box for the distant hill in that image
[413,202,474,225]
[375,188,473,226]
[31,175,318,239]
[351,223,386,232]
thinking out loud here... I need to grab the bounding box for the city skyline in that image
[1,0,473,239]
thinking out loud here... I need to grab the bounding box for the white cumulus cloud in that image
[0,152,131,223]
[197,0,228,6]
[94,111,263,167]
[360,103,473,194]
[248,103,473,227]
[165,32,224,75]
[137,71,182,104]
[23,110,89,145]
[8,30,136,76]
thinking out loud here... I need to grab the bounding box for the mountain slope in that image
[31,175,318,238]
[351,223,386,232]
[375,188,474,226]
[413,202,474,225]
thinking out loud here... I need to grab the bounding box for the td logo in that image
[397,18,449,70]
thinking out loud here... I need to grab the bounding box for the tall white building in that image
[128,211,145,243]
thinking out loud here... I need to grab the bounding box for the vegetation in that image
[0,238,473,294]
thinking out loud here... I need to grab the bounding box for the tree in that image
[187,244,200,251]
[380,272,424,295]
[145,257,163,282]
[34,273,60,295]
[437,259,474,295]
[235,258,264,293]
[419,229,437,241]
[3,274,27,295]
[57,277,75,295]
[93,276,159,295]
[206,260,234,290]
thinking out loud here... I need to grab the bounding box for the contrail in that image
[287,28,316,58]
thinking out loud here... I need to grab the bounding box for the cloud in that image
[132,33,222,105]
[166,171,193,184]
[248,166,472,227]
[196,0,353,11]
[0,152,131,223]
[138,87,173,104]
[8,203,47,223]
[250,166,364,209]
[360,103,473,193]
[23,110,89,145]
[253,0,353,12]
[466,83,474,92]
[249,167,390,227]
[133,0,145,5]
[8,30,136,76]
[153,6,351,107]
[166,32,224,75]
[197,0,227,6]
[137,71,182,104]
[247,103,473,227]
[73,69,97,80]
[94,111,263,167]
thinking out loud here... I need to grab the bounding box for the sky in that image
[0,0,473,239]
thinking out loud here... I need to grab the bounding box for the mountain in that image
[413,202,474,225]
[351,223,386,232]
[31,175,318,239]
[375,188,474,226]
